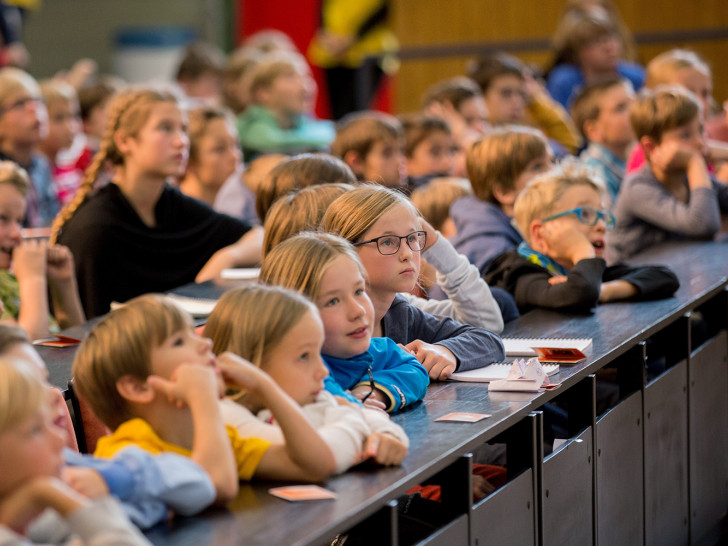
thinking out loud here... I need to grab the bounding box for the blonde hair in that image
[646,49,711,89]
[514,161,603,244]
[0,68,40,107]
[186,105,235,165]
[331,111,402,161]
[204,285,315,367]
[0,324,29,354]
[411,177,472,232]
[40,79,77,111]
[262,182,355,256]
[50,88,178,244]
[630,86,700,143]
[466,126,548,204]
[260,231,366,300]
[321,184,419,244]
[255,153,355,221]
[72,294,192,429]
[249,51,307,99]
[0,160,30,197]
[0,357,47,434]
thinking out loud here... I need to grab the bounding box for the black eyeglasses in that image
[353,230,427,256]
[541,206,615,231]
[360,367,376,403]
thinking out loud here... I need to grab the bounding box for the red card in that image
[534,347,586,364]
[32,335,81,348]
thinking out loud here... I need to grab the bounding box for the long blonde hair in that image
[50,88,178,244]
[259,231,366,301]
[320,184,419,244]
[72,294,191,429]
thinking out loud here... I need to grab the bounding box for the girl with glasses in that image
[484,164,679,313]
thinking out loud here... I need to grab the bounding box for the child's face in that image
[262,309,328,405]
[84,98,110,141]
[540,184,608,260]
[484,74,526,125]
[672,67,712,115]
[192,118,241,189]
[513,151,553,196]
[315,255,374,359]
[150,325,223,396]
[123,102,189,179]
[0,83,48,148]
[45,100,80,153]
[362,137,406,187]
[0,396,66,499]
[652,116,707,169]
[407,131,455,178]
[264,69,308,117]
[457,96,489,134]
[356,204,422,297]
[0,183,25,269]
[578,33,620,74]
[591,83,635,148]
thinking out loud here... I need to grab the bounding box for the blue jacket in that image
[547,61,645,109]
[450,196,523,275]
[322,337,429,412]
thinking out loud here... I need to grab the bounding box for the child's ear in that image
[343,150,363,174]
[116,375,155,404]
[529,219,549,253]
[493,184,517,207]
[583,119,600,143]
[639,136,656,158]
[113,129,132,156]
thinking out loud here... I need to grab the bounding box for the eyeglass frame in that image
[541,206,615,231]
[0,96,44,117]
[352,230,427,255]
[360,367,376,404]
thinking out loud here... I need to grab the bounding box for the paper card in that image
[269,485,337,502]
[220,268,260,280]
[534,347,586,364]
[435,412,491,423]
[489,358,560,392]
[32,335,81,348]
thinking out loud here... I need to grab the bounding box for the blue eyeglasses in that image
[541,206,615,231]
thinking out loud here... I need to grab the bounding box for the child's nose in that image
[315,356,329,380]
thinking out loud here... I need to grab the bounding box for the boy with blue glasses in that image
[484,163,679,313]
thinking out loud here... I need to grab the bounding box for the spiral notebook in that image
[450,362,559,383]
[502,337,592,357]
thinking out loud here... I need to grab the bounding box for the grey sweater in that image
[607,165,728,263]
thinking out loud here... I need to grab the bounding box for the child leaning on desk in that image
[484,162,680,314]
[204,284,409,471]
[72,294,337,493]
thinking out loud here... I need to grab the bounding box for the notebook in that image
[450,362,559,383]
[502,337,592,357]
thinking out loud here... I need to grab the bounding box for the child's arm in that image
[217,353,336,482]
[524,74,582,153]
[12,240,50,340]
[46,245,85,328]
[601,264,680,302]
[196,226,263,282]
[147,364,239,503]
[404,220,504,332]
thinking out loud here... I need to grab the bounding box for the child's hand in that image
[404,339,457,381]
[350,385,388,410]
[472,475,496,501]
[62,467,109,500]
[599,280,638,303]
[217,351,271,393]
[147,363,220,408]
[11,240,47,281]
[541,220,595,267]
[418,218,439,252]
[362,432,408,466]
[45,244,76,284]
[650,139,699,173]
[333,395,364,410]
[0,477,84,533]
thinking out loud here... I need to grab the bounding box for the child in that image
[331,111,406,188]
[0,67,59,227]
[571,76,636,206]
[608,87,728,263]
[174,41,225,107]
[0,161,84,339]
[321,185,505,379]
[484,163,679,314]
[255,152,355,222]
[236,51,334,158]
[259,232,429,407]
[39,80,82,206]
[0,324,218,530]
[262,182,354,256]
[400,114,455,189]
[0,358,149,544]
[450,126,552,273]
[411,177,472,241]
[73,294,336,483]
[222,46,261,115]
[204,284,409,471]
[547,7,644,109]
[75,81,117,175]
[51,88,262,318]
[179,105,241,207]
[467,52,581,154]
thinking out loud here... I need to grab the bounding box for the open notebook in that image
[502,337,592,357]
[450,362,559,383]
